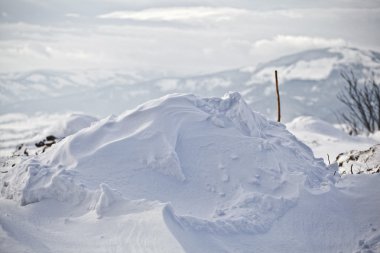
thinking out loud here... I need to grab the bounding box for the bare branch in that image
[337,71,379,134]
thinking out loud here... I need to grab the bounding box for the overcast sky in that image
[1,0,380,76]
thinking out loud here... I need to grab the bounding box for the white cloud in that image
[97,7,307,25]
[65,13,81,18]
[254,35,347,50]
[250,35,348,62]
[1,3,379,75]
[98,7,249,22]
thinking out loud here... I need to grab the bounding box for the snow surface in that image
[1,93,380,253]
[286,116,380,163]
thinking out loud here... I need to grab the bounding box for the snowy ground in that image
[286,116,380,163]
[0,93,379,253]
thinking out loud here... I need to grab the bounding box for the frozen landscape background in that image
[1,1,380,252]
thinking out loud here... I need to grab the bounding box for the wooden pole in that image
[275,70,281,122]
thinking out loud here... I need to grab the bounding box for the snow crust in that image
[1,93,379,252]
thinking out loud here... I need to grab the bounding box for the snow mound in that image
[1,93,328,232]
[287,116,347,138]
[2,93,380,252]
[44,113,98,138]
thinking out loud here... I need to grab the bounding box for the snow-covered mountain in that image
[1,93,379,253]
[1,47,380,122]
[0,69,157,112]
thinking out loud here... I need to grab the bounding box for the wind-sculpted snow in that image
[1,93,379,253]
[1,93,327,216]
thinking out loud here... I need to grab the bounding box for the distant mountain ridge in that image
[1,46,379,122]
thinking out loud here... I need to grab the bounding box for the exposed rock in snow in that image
[0,113,98,157]
[337,144,380,175]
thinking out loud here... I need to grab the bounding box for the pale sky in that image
[1,0,379,75]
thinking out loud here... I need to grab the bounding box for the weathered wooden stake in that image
[275,70,281,122]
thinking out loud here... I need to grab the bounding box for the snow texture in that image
[0,92,379,253]
[0,113,97,157]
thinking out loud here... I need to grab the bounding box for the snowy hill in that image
[1,47,380,122]
[1,93,380,253]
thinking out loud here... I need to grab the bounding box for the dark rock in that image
[46,135,56,141]
[35,141,45,147]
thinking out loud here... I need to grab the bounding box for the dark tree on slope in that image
[337,71,380,135]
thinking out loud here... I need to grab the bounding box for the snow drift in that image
[1,92,379,253]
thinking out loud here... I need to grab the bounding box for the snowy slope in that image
[1,93,379,253]
[286,116,380,162]
[1,47,380,122]
[0,113,97,157]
